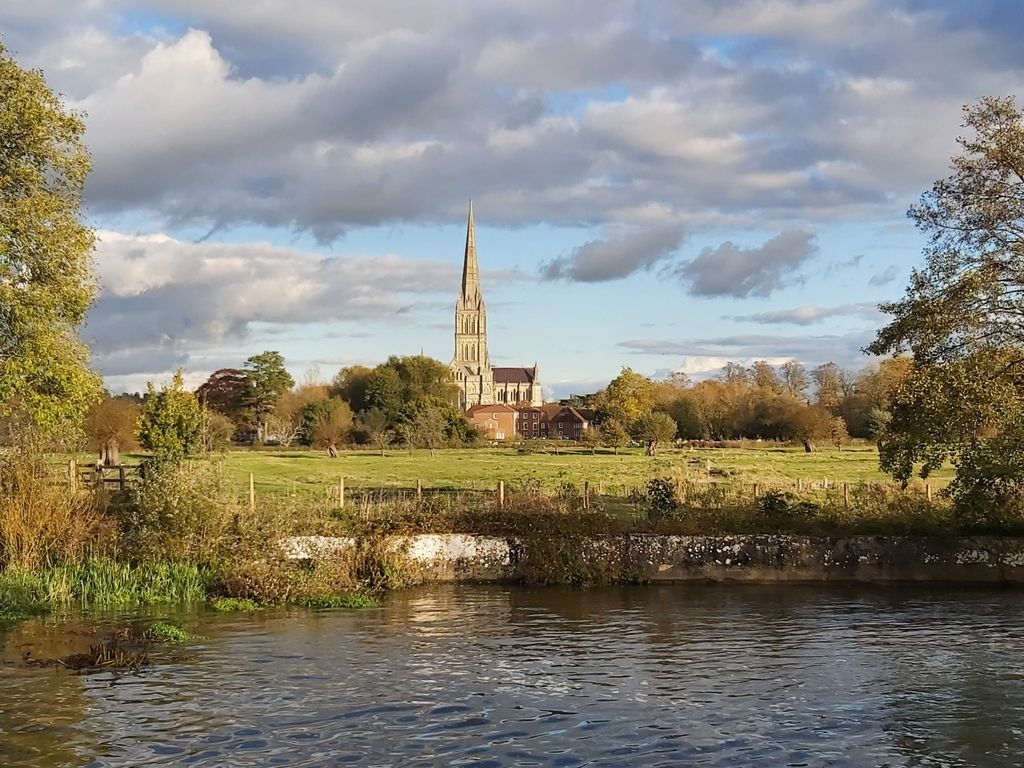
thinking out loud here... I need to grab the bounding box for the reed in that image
[0,439,115,570]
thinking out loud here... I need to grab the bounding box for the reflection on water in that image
[2,584,1024,766]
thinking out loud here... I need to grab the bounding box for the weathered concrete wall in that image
[283,534,1024,583]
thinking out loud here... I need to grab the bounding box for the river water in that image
[2,583,1023,767]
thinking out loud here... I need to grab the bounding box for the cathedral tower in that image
[450,201,495,407]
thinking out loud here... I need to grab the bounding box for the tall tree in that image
[868,97,1024,514]
[331,365,374,412]
[242,351,294,442]
[137,372,203,461]
[750,360,782,392]
[596,367,656,430]
[195,368,248,422]
[812,362,845,410]
[0,44,100,437]
[780,361,809,400]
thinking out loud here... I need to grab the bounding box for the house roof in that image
[493,366,536,384]
[466,404,518,416]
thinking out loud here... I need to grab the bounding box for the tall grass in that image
[0,559,212,616]
[0,438,115,570]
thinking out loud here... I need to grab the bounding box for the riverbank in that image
[286,533,1024,585]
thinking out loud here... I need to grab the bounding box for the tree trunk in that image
[101,439,120,466]
[802,439,814,453]
[646,441,656,456]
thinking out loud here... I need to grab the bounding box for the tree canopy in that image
[868,97,1024,517]
[242,351,294,441]
[137,371,203,461]
[0,43,99,437]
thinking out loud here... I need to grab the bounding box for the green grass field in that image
[220,443,954,497]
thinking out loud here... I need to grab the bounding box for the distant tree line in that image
[81,352,483,462]
[582,358,911,454]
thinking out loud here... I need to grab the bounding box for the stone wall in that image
[283,534,1024,583]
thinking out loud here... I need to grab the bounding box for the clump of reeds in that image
[0,435,114,571]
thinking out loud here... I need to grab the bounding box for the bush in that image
[645,477,679,521]
[756,491,820,527]
[120,461,236,560]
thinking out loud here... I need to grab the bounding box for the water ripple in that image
[3,584,1024,766]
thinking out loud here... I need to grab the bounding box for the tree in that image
[360,408,395,456]
[749,360,782,393]
[270,384,328,446]
[203,411,236,452]
[633,411,677,455]
[598,417,630,454]
[812,362,845,411]
[331,365,374,412]
[596,367,656,430]
[785,404,834,453]
[780,361,809,400]
[195,368,248,423]
[408,405,446,457]
[241,351,294,442]
[0,44,100,437]
[867,97,1024,515]
[137,371,203,461]
[304,397,354,450]
[85,396,140,466]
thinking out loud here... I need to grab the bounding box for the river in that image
[2,583,1023,766]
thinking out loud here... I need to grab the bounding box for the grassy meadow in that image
[217,442,954,498]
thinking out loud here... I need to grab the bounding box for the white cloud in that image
[86,230,461,377]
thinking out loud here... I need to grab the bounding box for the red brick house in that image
[466,404,519,441]
[514,404,594,439]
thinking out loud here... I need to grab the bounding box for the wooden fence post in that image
[248,473,255,514]
[68,459,77,493]
[583,481,590,510]
[118,465,126,491]
[338,477,345,508]
[752,483,759,500]
[416,479,422,502]
[843,483,849,508]
[796,478,803,492]
[497,480,505,509]
[925,483,932,502]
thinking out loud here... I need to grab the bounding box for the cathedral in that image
[450,202,543,409]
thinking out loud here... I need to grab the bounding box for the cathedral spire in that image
[461,199,480,301]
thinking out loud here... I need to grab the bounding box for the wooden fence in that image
[239,472,941,515]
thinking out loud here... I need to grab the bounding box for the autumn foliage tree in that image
[85,396,140,466]
[0,44,100,438]
[868,97,1024,519]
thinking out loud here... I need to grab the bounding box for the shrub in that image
[756,491,820,527]
[120,461,236,560]
[645,477,679,521]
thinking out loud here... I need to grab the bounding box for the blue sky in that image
[3,0,1021,397]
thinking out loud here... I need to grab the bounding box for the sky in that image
[3,0,1023,399]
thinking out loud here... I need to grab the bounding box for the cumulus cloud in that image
[674,230,817,298]
[728,302,880,325]
[868,265,901,286]
[541,223,686,282]
[2,1,1013,237]
[85,230,464,376]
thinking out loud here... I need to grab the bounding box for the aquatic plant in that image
[300,591,378,609]
[145,621,191,642]
[209,597,263,612]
